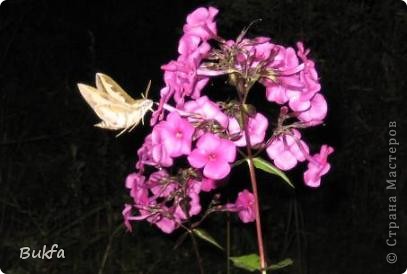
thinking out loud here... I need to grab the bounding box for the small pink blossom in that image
[297,93,327,126]
[153,212,178,234]
[126,173,148,202]
[151,124,174,167]
[161,58,199,105]
[264,84,289,104]
[183,96,229,129]
[261,46,304,105]
[158,112,195,158]
[286,92,311,112]
[178,34,201,56]
[174,179,202,219]
[283,42,321,112]
[266,129,309,170]
[188,133,236,180]
[148,170,176,198]
[226,190,256,223]
[247,38,275,62]
[296,42,321,98]
[178,34,211,62]
[183,7,218,41]
[200,177,217,192]
[122,204,133,232]
[150,87,171,125]
[136,135,156,171]
[236,190,256,223]
[229,38,275,70]
[187,180,202,216]
[228,113,269,147]
[304,145,334,188]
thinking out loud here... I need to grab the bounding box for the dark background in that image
[0,0,406,273]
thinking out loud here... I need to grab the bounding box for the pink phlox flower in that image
[178,34,201,56]
[122,180,155,232]
[248,37,275,62]
[266,129,310,170]
[135,134,158,171]
[197,37,274,78]
[228,112,269,147]
[200,177,218,192]
[151,124,174,167]
[225,190,256,223]
[237,37,275,69]
[122,204,134,232]
[155,216,178,234]
[148,170,177,198]
[285,42,321,112]
[188,133,236,180]
[296,42,321,98]
[296,93,327,126]
[158,112,195,158]
[126,173,149,202]
[304,145,334,188]
[161,59,196,103]
[129,195,180,234]
[178,34,212,62]
[153,39,211,125]
[148,206,179,234]
[150,86,171,126]
[162,56,210,105]
[183,96,229,129]
[122,202,159,232]
[261,46,304,105]
[174,179,202,220]
[183,6,218,41]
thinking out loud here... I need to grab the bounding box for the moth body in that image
[77,73,153,136]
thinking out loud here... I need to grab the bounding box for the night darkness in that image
[0,0,406,273]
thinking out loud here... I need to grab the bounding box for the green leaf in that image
[230,254,260,272]
[230,254,294,272]
[192,228,223,250]
[233,158,247,167]
[267,258,294,271]
[251,157,294,188]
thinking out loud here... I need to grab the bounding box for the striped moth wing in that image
[77,73,153,136]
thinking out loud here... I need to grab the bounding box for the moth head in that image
[142,98,154,112]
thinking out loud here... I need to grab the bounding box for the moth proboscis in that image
[77,73,154,137]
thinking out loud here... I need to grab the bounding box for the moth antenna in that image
[128,122,138,132]
[115,128,127,138]
[144,80,152,99]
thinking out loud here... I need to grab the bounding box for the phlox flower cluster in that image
[124,7,334,233]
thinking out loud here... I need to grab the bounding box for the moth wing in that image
[77,83,129,124]
[96,73,138,105]
[77,83,112,109]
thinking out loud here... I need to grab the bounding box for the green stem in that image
[238,85,268,274]
[226,212,231,274]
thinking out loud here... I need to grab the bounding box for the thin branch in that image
[226,212,231,274]
[98,224,123,274]
[190,231,205,274]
